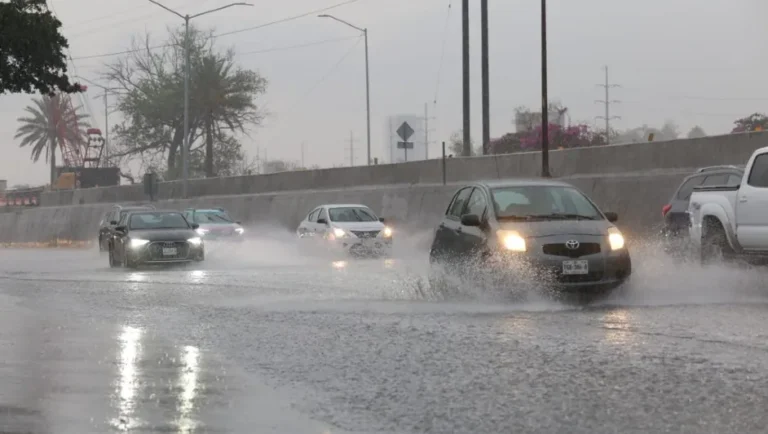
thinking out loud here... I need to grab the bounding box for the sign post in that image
[396,121,415,162]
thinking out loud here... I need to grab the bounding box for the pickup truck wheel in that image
[701,219,733,265]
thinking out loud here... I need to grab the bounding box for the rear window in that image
[748,154,768,187]
[676,176,705,201]
[193,210,233,224]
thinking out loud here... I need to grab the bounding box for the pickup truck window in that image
[747,154,768,187]
[701,174,727,186]
[676,175,705,200]
[726,174,742,186]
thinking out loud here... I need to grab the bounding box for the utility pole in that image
[540,0,550,177]
[73,76,119,166]
[349,131,355,166]
[595,65,621,145]
[480,0,490,155]
[461,0,471,157]
[423,103,436,160]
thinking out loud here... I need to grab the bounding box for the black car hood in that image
[498,220,614,237]
[129,229,197,241]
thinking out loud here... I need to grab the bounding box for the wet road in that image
[2,234,768,433]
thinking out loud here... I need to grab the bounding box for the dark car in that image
[660,165,743,255]
[183,208,245,241]
[98,204,156,251]
[107,210,204,268]
[428,179,631,294]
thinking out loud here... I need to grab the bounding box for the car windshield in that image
[194,210,234,224]
[491,186,603,220]
[128,212,190,230]
[328,207,377,222]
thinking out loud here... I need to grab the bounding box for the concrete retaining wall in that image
[40,131,768,207]
[1,170,694,244]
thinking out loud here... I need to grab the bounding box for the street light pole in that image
[318,14,371,166]
[540,0,550,177]
[148,0,252,198]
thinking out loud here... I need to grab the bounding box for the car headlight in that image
[188,237,203,246]
[333,228,347,238]
[235,227,245,235]
[496,230,526,252]
[196,228,209,236]
[129,238,149,249]
[608,228,625,250]
[382,226,393,238]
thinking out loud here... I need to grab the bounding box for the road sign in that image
[396,141,414,149]
[396,121,414,141]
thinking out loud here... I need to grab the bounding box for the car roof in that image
[114,205,155,210]
[322,204,372,209]
[186,207,226,212]
[126,209,182,215]
[469,178,576,189]
[695,165,744,173]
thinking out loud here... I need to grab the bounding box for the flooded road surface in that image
[2,238,768,433]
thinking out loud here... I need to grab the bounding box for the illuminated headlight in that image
[129,238,149,249]
[497,230,526,252]
[235,227,245,235]
[333,228,347,238]
[608,228,625,250]
[382,226,393,238]
[188,237,203,246]
[196,228,209,236]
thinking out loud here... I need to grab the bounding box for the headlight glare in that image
[235,227,245,234]
[497,230,526,252]
[188,237,203,246]
[382,226,393,238]
[608,228,625,250]
[333,228,347,238]
[129,238,149,249]
[196,228,209,236]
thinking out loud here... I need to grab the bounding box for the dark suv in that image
[98,204,156,251]
[660,165,743,254]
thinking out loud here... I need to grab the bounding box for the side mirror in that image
[191,223,200,229]
[604,212,618,223]
[379,217,386,224]
[236,221,242,225]
[115,225,127,232]
[461,214,482,227]
[110,220,118,225]
[317,218,328,225]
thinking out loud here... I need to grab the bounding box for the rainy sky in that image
[1,0,766,186]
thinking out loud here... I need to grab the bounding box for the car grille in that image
[148,241,189,260]
[542,242,601,258]
[351,230,380,239]
[557,271,604,283]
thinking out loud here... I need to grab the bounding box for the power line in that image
[432,0,453,106]
[70,0,361,61]
[595,65,621,144]
[239,36,357,56]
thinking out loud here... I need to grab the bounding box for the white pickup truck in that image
[689,146,768,264]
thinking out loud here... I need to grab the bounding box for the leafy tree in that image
[448,130,480,156]
[518,123,602,150]
[0,0,81,94]
[687,125,706,139]
[14,95,89,185]
[732,113,768,133]
[105,27,267,178]
[660,120,680,140]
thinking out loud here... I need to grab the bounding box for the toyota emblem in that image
[565,240,580,250]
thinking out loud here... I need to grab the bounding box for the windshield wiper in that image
[525,213,597,220]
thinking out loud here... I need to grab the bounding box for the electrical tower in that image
[423,103,437,159]
[595,65,621,145]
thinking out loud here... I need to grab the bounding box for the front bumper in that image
[126,241,204,264]
[332,237,393,254]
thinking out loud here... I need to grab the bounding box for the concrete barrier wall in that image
[1,170,695,245]
[40,131,768,207]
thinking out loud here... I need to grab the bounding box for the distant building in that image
[0,180,6,194]
[515,108,569,133]
[383,114,426,164]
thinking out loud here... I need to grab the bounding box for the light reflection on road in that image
[601,308,634,346]
[177,345,201,433]
[113,325,142,431]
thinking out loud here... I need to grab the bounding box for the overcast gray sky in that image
[1,0,766,186]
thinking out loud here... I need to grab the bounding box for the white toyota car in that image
[296,204,393,256]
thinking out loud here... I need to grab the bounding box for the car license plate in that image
[562,260,588,275]
[162,247,178,256]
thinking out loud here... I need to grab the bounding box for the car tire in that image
[701,219,733,265]
[108,246,119,268]
[122,247,138,269]
[195,251,205,262]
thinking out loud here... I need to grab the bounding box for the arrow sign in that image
[396,122,414,141]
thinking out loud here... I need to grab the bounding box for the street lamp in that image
[148,0,252,198]
[318,14,371,166]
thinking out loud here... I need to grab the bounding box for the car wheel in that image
[701,219,733,265]
[195,250,205,262]
[108,246,119,268]
[122,247,138,269]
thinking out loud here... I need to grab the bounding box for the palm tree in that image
[15,95,89,186]
[193,53,266,177]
